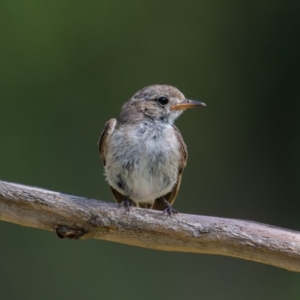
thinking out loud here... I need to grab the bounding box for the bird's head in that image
[120,85,206,124]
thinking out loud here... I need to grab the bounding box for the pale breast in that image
[104,122,181,203]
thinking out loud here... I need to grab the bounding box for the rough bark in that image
[0,180,299,272]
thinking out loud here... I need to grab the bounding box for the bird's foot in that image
[163,205,178,216]
[163,199,178,216]
[119,198,134,212]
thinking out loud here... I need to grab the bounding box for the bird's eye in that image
[157,97,169,105]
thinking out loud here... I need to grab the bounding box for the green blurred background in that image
[1,1,300,299]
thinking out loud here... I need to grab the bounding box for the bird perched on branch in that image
[98,85,206,215]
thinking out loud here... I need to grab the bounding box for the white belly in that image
[104,123,181,203]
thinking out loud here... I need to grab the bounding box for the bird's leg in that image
[162,198,178,216]
[119,197,134,212]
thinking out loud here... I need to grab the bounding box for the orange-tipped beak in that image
[170,99,206,111]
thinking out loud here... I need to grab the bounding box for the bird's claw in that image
[120,198,134,212]
[163,205,178,216]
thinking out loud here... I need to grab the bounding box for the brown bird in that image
[98,85,206,214]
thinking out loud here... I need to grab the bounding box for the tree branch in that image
[0,180,299,272]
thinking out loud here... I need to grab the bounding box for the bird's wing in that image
[98,118,135,205]
[151,125,188,210]
[173,124,188,170]
[98,118,117,166]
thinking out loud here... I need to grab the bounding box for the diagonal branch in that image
[0,180,299,272]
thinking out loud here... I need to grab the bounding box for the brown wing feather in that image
[151,125,188,210]
[110,186,125,204]
[98,118,117,166]
[99,118,128,204]
[173,124,188,166]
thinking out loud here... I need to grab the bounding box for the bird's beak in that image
[170,99,206,111]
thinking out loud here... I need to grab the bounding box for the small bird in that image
[98,85,206,214]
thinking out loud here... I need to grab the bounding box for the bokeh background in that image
[1,1,300,299]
